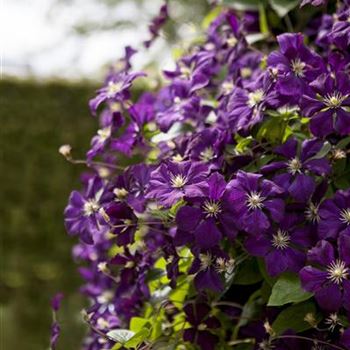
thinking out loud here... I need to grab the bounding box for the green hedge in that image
[0,79,98,350]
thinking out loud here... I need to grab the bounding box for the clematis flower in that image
[113,164,152,213]
[329,7,350,51]
[318,189,350,240]
[89,71,146,115]
[245,214,311,276]
[261,137,331,202]
[189,247,233,291]
[183,302,220,350]
[224,72,279,133]
[146,161,209,207]
[143,3,168,48]
[64,176,113,244]
[50,293,64,350]
[300,236,350,312]
[225,170,285,235]
[268,33,325,99]
[175,172,238,249]
[301,73,350,136]
[102,202,138,246]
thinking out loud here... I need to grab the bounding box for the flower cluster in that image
[61,1,350,349]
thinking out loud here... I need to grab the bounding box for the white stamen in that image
[106,81,123,97]
[340,208,350,225]
[327,260,349,284]
[305,202,320,223]
[323,92,347,108]
[291,58,306,77]
[199,253,212,270]
[203,200,222,218]
[287,157,302,175]
[246,191,265,210]
[247,89,264,108]
[170,174,187,188]
[199,147,215,162]
[83,199,99,216]
[271,230,291,250]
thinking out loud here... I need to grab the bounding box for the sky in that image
[2,0,172,80]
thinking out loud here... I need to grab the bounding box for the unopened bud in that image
[59,144,72,159]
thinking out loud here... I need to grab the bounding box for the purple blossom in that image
[245,214,311,276]
[89,71,145,115]
[64,176,112,244]
[261,137,331,202]
[50,293,64,350]
[175,172,238,249]
[143,3,168,48]
[318,189,350,240]
[225,170,285,235]
[302,73,350,136]
[300,236,350,312]
[146,161,209,207]
[183,302,220,350]
[268,33,325,99]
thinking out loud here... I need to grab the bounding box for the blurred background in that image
[0,0,210,349]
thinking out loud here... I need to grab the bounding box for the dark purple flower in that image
[183,302,220,350]
[225,170,285,235]
[261,137,331,202]
[64,177,112,244]
[103,202,138,246]
[300,236,350,312]
[329,7,350,51]
[224,72,278,133]
[245,214,311,276]
[318,189,350,240]
[143,3,168,48]
[268,33,325,99]
[113,164,152,213]
[50,293,64,350]
[175,172,238,249]
[89,71,146,115]
[146,161,209,207]
[302,73,350,136]
[189,247,232,291]
[163,50,217,93]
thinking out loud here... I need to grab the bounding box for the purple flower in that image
[225,170,285,235]
[64,177,112,244]
[175,172,237,249]
[268,33,325,99]
[113,164,152,213]
[261,137,331,202]
[146,161,209,207]
[143,3,168,48]
[89,71,145,115]
[183,302,220,350]
[163,50,217,93]
[300,236,350,312]
[50,293,64,350]
[103,202,138,246]
[245,214,311,276]
[329,7,350,51]
[189,247,233,292]
[224,72,278,133]
[318,189,350,240]
[302,73,350,136]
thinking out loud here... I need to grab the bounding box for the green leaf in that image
[222,0,261,11]
[130,317,150,333]
[259,3,269,34]
[268,272,313,306]
[272,301,317,335]
[336,136,350,149]
[233,258,263,285]
[124,328,150,348]
[269,0,299,17]
[202,6,223,29]
[107,329,135,344]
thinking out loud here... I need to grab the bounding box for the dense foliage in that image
[58,0,350,349]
